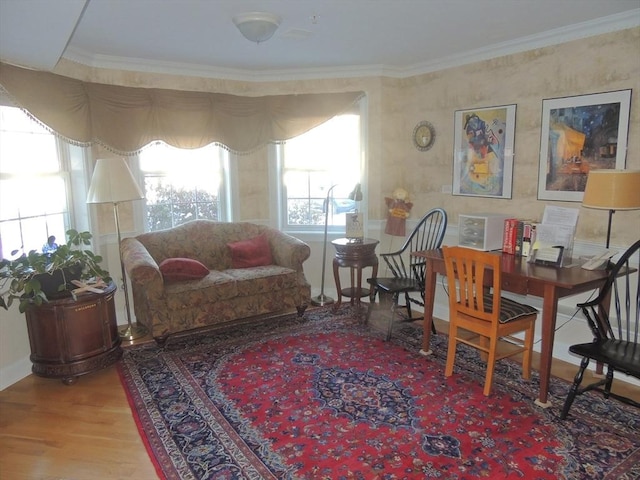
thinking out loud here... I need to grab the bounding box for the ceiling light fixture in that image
[233,12,281,44]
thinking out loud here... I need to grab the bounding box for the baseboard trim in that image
[0,356,32,391]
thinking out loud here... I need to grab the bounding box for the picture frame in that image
[453,104,516,198]
[345,211,364,240]
[537,89,631,202]
[531,246,564,268]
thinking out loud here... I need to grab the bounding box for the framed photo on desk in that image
[530,246,564,267]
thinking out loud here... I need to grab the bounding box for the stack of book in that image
[503,206,579,262]
[502,219,537,256]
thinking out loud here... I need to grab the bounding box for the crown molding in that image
[62,49,388,82]
[62,10,639,83]
[396,9,640,78]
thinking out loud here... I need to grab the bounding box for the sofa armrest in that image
[120,237,164,300]
[266,229,311,271]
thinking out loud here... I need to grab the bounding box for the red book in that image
[514,220,524,256]
[502,218,518,255]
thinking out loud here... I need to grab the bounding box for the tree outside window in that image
[139,142,228,232]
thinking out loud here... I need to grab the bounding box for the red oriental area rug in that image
[118,306,639,479]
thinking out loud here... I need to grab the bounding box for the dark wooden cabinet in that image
[24,283,122,385]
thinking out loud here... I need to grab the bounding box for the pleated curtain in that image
[0,62,363,154]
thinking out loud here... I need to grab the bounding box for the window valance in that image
[0,62,364,154]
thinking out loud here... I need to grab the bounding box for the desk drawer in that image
[502,277,528,295]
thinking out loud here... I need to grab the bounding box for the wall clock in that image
[412,121,436,151]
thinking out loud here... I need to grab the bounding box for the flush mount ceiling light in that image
[233,12,281,44]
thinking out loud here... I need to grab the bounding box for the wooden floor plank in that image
[1,367,158,480]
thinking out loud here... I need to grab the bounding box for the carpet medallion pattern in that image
[119,307,640,479]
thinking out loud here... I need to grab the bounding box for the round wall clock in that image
[412,121,436,151]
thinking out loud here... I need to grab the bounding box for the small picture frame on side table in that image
[346,212,364,241]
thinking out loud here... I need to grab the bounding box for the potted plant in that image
[0,229,112,313]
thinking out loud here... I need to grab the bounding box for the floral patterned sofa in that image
[120,220,311,344]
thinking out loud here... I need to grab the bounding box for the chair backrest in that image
[578,239,640,344]
[382,208,447,282]
[442,246,501,324]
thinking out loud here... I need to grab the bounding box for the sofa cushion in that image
[227,234,273,268]
[159,257,209,282]
[163,266,300,310]
[226,265,299,296]
[164,270,238,308]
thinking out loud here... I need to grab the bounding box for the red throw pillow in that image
[227,234,273,269]
[159,257,209,282]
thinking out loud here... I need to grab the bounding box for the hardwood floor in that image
[1,318,638,480]
[0,366,158,480]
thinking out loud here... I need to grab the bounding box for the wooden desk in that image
[414,249,611,407]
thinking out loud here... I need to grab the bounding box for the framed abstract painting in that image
[537,89,631,202]
[453,104,516,199]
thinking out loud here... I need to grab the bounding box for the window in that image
[279,106,363,232]
[139,142,230,232]
[0,106,72,258]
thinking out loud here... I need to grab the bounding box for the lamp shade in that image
[87,158,144,204]
[233,12,281,44]
[582,169,640,211]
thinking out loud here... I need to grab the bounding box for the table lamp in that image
[581,169,640,248]
[87,158,147,340]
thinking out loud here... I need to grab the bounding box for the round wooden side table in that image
[331,237,379,311]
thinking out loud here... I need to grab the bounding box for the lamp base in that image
[119,322,149,341]
[311,293,334,306]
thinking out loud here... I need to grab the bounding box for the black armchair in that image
[560,239,640,419]
[366,208,447,340]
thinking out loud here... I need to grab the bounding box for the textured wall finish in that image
[55,27,639,247]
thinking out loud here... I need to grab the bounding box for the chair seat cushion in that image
[569,339,640,378]
[483,293,538,323]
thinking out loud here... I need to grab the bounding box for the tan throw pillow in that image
[227,234,273,268]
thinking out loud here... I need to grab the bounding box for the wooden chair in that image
[366,208,447,340]
[560,239,640,419]
[442,246,538,396]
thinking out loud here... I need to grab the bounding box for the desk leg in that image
[420,260,437,356]
[535,284,559,408]
[333,259,342,311]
